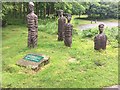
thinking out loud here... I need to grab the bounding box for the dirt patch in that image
[68,57,77,63]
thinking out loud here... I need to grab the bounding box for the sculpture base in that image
[16,54,50,71]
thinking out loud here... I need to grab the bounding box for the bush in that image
[80,27,118,41]
[72,28,79,35]
[81,28,98,38]
[105,27,118,41]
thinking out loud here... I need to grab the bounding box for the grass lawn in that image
[71,15,91,27]
[99,19,118,22]
[2,17,118,88]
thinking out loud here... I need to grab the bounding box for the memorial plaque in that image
[17,53,50,71]
[23,54,44,62]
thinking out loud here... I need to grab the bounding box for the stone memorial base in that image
[103,85,120,90]
[16,54,50,71]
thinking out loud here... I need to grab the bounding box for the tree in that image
[54,2,72,14]
[72,2,86,17]
[86,2,118,19]
[2,2,14,26]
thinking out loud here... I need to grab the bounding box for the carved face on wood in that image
[67,14,72,23]
[99,24,104,33]
[28,2,34,12]
[60,11,63,17]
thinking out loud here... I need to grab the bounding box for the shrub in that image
[81,28,98,38]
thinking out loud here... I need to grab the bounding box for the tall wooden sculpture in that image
[27,2,38,48]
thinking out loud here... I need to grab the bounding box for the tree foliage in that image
[2,2,118,26]
[86,2,118,19]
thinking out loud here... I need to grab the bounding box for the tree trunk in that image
[35,2,38,16]
[51,2,54,14]
[26,3,29,14]
[47,7,50,17]
[36,2,39,17]
[38,2,40,18]
[19,2,22,18]
[23,3,25,17]
[23,3,26,22]
[13,2,16,18]
[79,11,80,18]
[44,4,46,18]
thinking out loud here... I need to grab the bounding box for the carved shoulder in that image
[64,23,67,27]
[64,17,66,21]
[71,24,73,28]
[94,35,98,40]
[27,14,30,18]
[34,14,38,18]
[105,34,107,40]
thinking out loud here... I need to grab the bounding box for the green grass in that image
[71,15,91,27]
[99,19,118,22]
[2,17,118,88]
